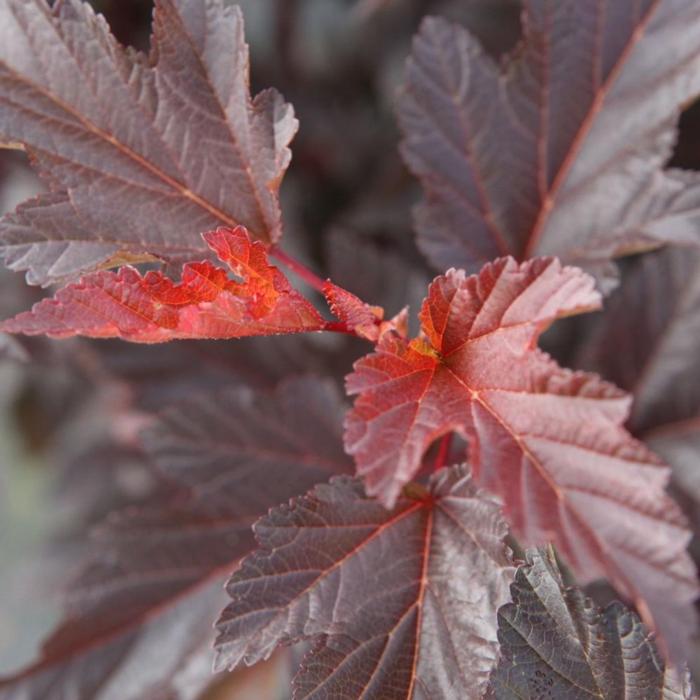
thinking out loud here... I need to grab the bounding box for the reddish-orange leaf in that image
[0,227,326,342]
[322,281,408,341]
[345,256,697,660]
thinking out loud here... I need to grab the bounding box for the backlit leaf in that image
[0,227,327,341]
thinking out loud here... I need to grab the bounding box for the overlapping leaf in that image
[345,255,697,659]
[214,465,514,700]
[398,1,700,286]
[0,226,327,341]
[575,245,700,528]
[491,547,695,700]
[0,377,352,699]
[0,0,297,285]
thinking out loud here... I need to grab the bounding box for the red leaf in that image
[345,256,697,659]
[0,0,297,285]
[491,547,694,700]
[214,466,514,699]
[398,3,700,287]
[323,280,408,341]
[0,227,327,342]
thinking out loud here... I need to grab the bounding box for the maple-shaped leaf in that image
[398,3,700,285]
[0,377,352,699]
[345,255,697,660]
[215,465,514,700]
[0,0,297,285]
[0,226,328,341]
[490,547,695,700]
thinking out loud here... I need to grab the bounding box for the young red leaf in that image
[0,377,352,699]
[323,280,408,341]
[490,547,694,700]
[0,227,327,341]
[214,465,514,700]
[398,3,700,287]
[0,0,297,285]
[345,256,697,660]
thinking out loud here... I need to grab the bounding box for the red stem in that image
[433,433,453,472]
[269,246,327,294]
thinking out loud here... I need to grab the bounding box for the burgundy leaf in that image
[0,0,297,285]
[0,227,327,341]
[491,547,695,700]
[215,465,514,700]
[345,255,697,659]
[398,2,700,286]
[0,377,351,699]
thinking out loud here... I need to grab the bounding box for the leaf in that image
[323,280,408,341]
[573,245,700,534]
[344,255,697,659]
[0,376,352,699]
[214,465,514,700]
[490,547,695,700]
[0,226,327,341]
[575,245,700,435]
[0,0,297,285]
[398,3,700,285]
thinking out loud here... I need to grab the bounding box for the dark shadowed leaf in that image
[344,255,697,659]
[490,547,695,700]
[0,377,351,699]
[215,466,514,700]
[1,227,327,341]
[0,0,297,285]
[398,2,700,286]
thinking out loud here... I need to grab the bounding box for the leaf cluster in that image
[0,1,699,698]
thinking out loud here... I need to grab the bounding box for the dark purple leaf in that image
[0,0,297,285]
[215,466,514,700]
[491,547,695,700]
[398,2,700,287]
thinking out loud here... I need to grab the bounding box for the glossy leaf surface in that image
[0,227,326,341]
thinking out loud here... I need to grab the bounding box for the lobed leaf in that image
[215,465,514,700]
[0,0,297,285]
[0,377,352,699]
[398,2,700,287]
[490,547,695,700]
[0,226,327,341]
[345,255,697,659]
